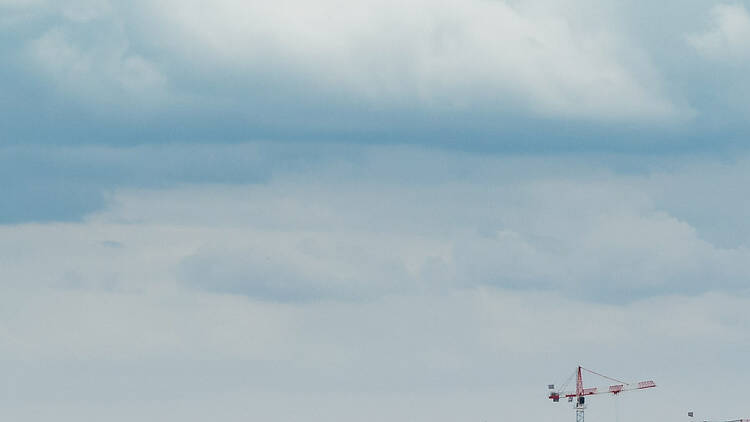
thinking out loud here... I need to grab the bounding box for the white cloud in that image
[0,0,46,7]
[2,0,113,22]
[132,0,682,121]
[7,0,689,122]
[26,24,172,110]
[5,144,750,305]
[2,146,747,308]
[687,3,750,61]
[60,0,111,22]
[72,168,747,303]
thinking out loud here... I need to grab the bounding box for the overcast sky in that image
[2,1,750,421]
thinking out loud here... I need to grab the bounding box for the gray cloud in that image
[3,144,750,421]
[687,3,750,62]
[20,144,736,303]
[0,143,297,222]
[7,0,749,148]
[1,275,749,421]
[179,245,414,302]
[164,181,750,303]
[6,143,750,302]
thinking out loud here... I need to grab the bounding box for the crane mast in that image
[575,366,585,422]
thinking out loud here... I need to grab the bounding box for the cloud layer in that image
[6,0,750,146]
[5,143,750,303]
[2,143,750,420]
[3,2,750,421]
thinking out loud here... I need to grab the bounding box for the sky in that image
[2,1,750,421]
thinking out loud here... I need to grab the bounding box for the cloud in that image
[20,0,750,148]
[131,0,683,122]
[1,0,708,147]
[0,143,272,223]
[0,0,46,11]
[1,260,749,421]
[4,142,750,301]
[687,3,750,61]
[4,145,727,303]
[2,144,750,420]
[179,243,415,302]
[159,182,750,303]
[26,25,171,110]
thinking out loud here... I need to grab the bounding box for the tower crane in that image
[548,366,656,422]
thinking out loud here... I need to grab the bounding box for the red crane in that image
[548,366,656,422]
